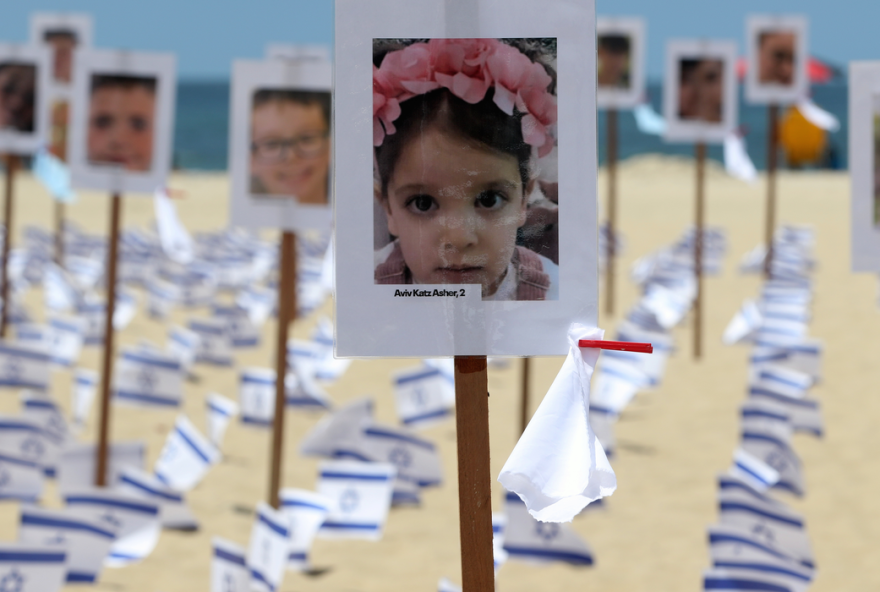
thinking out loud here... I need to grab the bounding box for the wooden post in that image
[519,357,531,435]
[693,143,706,361]
[454,356,494,592]
[268,231,297,510]
[763,104,779,279]
[604,109,618,317]
[95,193,122,486]
[0,154,17,338]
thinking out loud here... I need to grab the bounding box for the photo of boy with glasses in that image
[249,89,331,205]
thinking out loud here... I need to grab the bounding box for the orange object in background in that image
[779,105,827,167]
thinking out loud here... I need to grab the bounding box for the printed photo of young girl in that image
[0,62,37,133]
[372,38,559,301]
[86,74,157,171]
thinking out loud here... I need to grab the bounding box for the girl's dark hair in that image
[374,39,556,198]
[253,89,331,128]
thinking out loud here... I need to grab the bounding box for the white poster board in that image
[849,62,880,272]
[0,44,51,155]
[266,44,331,62]
[228,59,333,232]
[745,15,809,105]
[663,39,738,144]
[334,0,597,357]
[67,49,177,194]
[596,17,645,110]
[30,13,93,100]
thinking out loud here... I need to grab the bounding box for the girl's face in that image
[381,125,530,297]
[250,101,330,204]
[87,85,155,171]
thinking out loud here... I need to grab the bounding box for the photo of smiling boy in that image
[758,29,796,87]
[373,38,559,301]
[678,58,725,123]
[249,89,331,204]
[86,74,156,171]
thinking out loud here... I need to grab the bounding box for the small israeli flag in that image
[502,492,594,566]
[20,396,69,477]
[309,318,351,382]
[741,400,792,440]
[393,365,455,429]
[43,263,80,312]
[211,537,248,592]
[76,298,105,346]
[317,460,396,541]
[166,326,201,375]
[703,567,809,592]
[741,429,805,497]
[284,371,331,409]
[64,489,161,567]
[0,342,50,391]
[248,502,291,592]
[154,415,219,492]
[18,506,114,583]
[590,362,643,415]
[300,398,373,457]
[492,512,509,574]
[278,488,332,571]
[64,256,103,293]
[709,522,815,574]
[614,321,673,387]
[212,304,259,349]
[391,477,420,506]
[0,450,43,502]
[0,544,67,592]
[748,383,823,438]
[206,393,239,448]
[46,316,86,367]
[640,281,696,329]
[189,318,233,367]
[146,278,179,320]
[112,290,138,330]
[71,369,98,430]
[239,368,276,427]
[729,448,780,492]
[751,364,812,399]
[235,286,275,327]
[117,467,198,531]
[723,300,763,345]
[355,424,443,488]
[0,415,53,478]
[287,340,323,380]
[438,578,462,592]
[154,187,194,264]
[113,348,183,408]
[57,441,145,498]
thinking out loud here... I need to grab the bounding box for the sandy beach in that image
[0,155,874,591]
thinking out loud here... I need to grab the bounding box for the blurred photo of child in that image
[0,63,37,133]
[87,74,156,171]
[598,34,632,89]
[758,30,796,86]
[678,58,724,123]
[249,89,331,204]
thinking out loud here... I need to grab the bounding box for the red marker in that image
[578,340,653,354]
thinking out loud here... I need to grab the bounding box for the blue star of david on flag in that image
[3,360,22,383]
[138,369,157,392]
[0,568,24,592]
[339,488,359,513]
[0,467,10,488]
[535,522,560,542]
[388,446,413,469]
[19,437,44,460]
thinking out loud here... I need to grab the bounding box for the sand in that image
[0,155,875,591]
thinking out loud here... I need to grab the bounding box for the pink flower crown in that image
[373,38,558,157]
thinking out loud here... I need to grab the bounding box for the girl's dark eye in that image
[409,194,435,212]
[476,190,506,210]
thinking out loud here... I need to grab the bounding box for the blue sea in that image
[173,79,848,172]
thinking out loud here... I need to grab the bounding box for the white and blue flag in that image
[723,300,764,345]
[309,318,351,382]
[154,187,194,264]
[438,578,462,592]
[146,278,180,320]
[18,506,114,584]
[709,522,815,576]
[729,448,780,492]
[43,263,79,312]
[393,365,455,429]
[0,415,52,478]
[212,304,259,349]
[502,492,594,566]
[154,415,219,492]
[349,424,443,488]
[750,364,812,399]
[236,286,275,327]
[317,460,396,541]
[703,567,809,592]
[57,441,145,498]
[284,371,331,409]
[206,393,239,449]
[113,348,183,408]
[741,429,805,497]
[278,488,332,571]
[189,318,233,367]
[300,398,373,458]
[248,502,291,592]
[0,544,67,592]
[0,342,50,391]
[492,512,509,574]
[20,396,69,477]
[0,450,43,502]
[747,382,823,438]
[239,368,276,427]
[211,537,248,592]
[166,326,200,375]
[45,316,86,367]
[71,369,97,430]
[117,467,198,531]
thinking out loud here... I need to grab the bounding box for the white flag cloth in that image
[747,383,823,438]
[502,492,594,565]
[153,187,195,264]
[212,304,260,349]
[278,489,332,571]
[796,98,840,132]
[46,316,86,367]
[0,415,53,479]
[189,318,234,366]
[113,348,183,408]
[590,359,647,414]
[723,132,758,183]
[248,502,292,592]
[0,341,50,391]
[300,398,373,457]
[20,396,69,478]
[43,263,79,312]
[317,460,396,541]
[751,364,812,399]
[71,368,98,430]
[64,489,160,567]
[57,441,145,498]
[284,371,332,409]
[147,278,179,320]
[211,537,249,592]
[633,102,667,135]
[703,567,810,592]
[393,365,455,429]
[154,415,219,492]
[588,406,617,459]
[729,448,780,492]
[239,368,276,427]
[18,506,114,584]
[166,326,201,374]
[0,544,67,592]
[709,522,815,575]
[499,325,616,522]
[438,578,462,592]
[723,300,763,345]
[117,467,198,531]
[236,286,275,327]
[352,424,443,488]
[309,318,351,382]
[492,512,509,574]
[33,147,76,203]
[0,449,43,502]
[206,393,239,448]
[741,428,804,497]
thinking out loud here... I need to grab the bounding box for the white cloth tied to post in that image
[153,187,194,265]
[211,537,248,592]
[248,502,291,592]
[499,325,616,523]
[0,544,67,592]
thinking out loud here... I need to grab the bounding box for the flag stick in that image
[519,357,531,435]
[95,193,122,486]
[693,142,706,360]
[454,355,494,591]
[604,108,619,317]
[268,231,296,510]
[763,104,779,279]
[0,154,17,338]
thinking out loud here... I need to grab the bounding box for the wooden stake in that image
[604,109,618,317]
[763,104,779,279]
[694,143,706,360]
[268,231,296,510]
[454,356,494,592]
[0,154,17,339]
[95,193,122,487]
[519,357,531,435]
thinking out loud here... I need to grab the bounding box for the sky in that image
[0,0,876,79]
